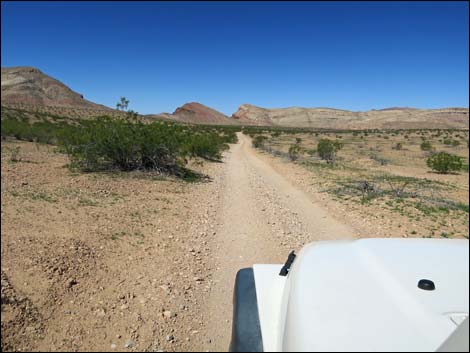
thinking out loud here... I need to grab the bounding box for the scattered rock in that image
[66,279,78,288]
[124,339,136,348]
[163,310,176,319]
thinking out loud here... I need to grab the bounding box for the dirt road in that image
[201,133,354,351]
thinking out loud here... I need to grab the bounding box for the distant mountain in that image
[1,66,113,112]
[146,102,236,125]
[2,66,467,129]
[232,104,469,130]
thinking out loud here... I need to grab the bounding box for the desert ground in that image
[1,130,469,352]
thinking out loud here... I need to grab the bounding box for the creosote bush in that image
[288,144,302,161]
[252,135,268,148]
[59,118,236,175]
[2,114,238,178]
[426,152,463,174]
[420,140,433,151]
[317,139,343,163]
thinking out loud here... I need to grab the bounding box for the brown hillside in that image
[171,102,235,125]
[1,66,112,111]
[232,104,469,129]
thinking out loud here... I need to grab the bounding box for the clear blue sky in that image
[2,1,469,115]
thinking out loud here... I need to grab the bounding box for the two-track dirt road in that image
[200,133,354,351]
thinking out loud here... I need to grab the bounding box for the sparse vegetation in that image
[257,127,468,239]
[9,146,21,162]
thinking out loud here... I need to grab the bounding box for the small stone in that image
[166,334,174,342]
[163,310,176,319]
[120,304,129,310]
[67,279,78,288]
[111,343,117,349]
[124,340,135,348]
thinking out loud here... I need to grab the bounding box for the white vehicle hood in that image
[255,238,469,352]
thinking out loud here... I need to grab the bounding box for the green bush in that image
[252,135,268,148]
[420,140,433,151]
[317,139,343,163]
[426,152,463,174]
[1,116,73,144]
[184,132,224,161]
[2,113,237,177]
[288,144,301,161]
[59,118,234,174]
[443,138,460,146]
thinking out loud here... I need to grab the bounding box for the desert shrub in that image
[288,144,301,161]
[357,180,380,203]
[295,137,302,144]
[252,135,268,148]
[184,132,223,161]
[9,146,21,162]
[317,139,343,163]
[420,140,433,151]
[57,117,232,176]
[393,142,403,150]
[426,152,463,174]
[443,138,460,146]
[1,116,73,144]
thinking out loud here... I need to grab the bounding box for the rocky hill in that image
[146,102,235,125]
[1,66,113,112]
[232,104,469,130]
